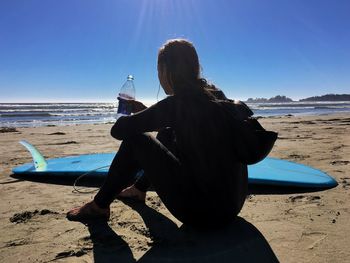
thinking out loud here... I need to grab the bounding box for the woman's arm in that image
[111,97,174,140]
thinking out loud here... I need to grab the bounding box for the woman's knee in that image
[156,128,177,153]
[122,133,153,148]
[121,133,166,161]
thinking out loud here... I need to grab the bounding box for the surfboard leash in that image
[73,165,110,194]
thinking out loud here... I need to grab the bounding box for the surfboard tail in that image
[19,140,47,171]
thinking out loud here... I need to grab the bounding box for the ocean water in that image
[1,101,350,128]
[0,103,117,128]
[247,101,350,118]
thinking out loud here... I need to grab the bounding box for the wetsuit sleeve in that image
[111,96,174,140]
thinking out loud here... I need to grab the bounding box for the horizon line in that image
[1,93,349,104]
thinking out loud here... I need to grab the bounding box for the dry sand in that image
[0,114,349,262]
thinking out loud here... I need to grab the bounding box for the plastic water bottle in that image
[117,75,135,119]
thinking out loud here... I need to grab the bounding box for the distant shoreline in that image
[245,94,350,103]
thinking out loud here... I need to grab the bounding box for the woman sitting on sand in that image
[67,39,268,227]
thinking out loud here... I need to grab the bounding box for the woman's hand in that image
[130,100,147,113]
[117,97,147,114]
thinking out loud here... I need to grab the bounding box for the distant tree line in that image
[299,94,350,102]
[245,94,350,103]
[246,95,293,103]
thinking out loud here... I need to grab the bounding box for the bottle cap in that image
[127,75,134,81]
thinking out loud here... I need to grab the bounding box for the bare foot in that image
[66,201,110,222]
[118,185,146,202]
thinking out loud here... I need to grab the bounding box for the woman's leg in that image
[93,137,144,208]
[94,133,189,222]
[67,136,147,221]
[133,127,177,192]
[69,132,239,226]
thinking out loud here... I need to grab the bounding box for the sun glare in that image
[131,0,205,46]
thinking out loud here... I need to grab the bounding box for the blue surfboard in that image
[12,140,338,188]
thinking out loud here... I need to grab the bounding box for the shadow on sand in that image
[10,173,335,262]
[86,200,279,263]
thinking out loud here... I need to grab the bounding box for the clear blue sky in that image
[1,0,349,102]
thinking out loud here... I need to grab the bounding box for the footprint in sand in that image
[9,209,59,224]
[54,249,88,260]
[48,141,78,145]
[288,195,321,204]
[0,127,19,133]
[331,160,350,165]
[340,178,350,189]
[47,132,66,135]
[288,154,310,160]
[5,238,29,247]
[300,232,327,250]
[332,144,346,151]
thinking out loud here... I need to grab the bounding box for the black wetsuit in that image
[94,91,249,227]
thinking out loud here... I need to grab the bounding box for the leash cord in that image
[73,165,110,194]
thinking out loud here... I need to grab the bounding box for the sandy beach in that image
[0,113,349,262]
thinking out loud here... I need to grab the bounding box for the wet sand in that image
[0,114,349,262]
